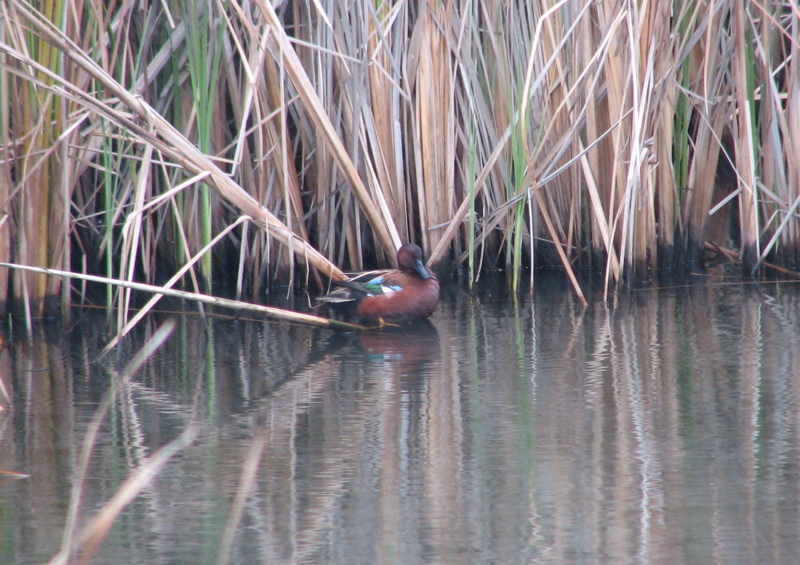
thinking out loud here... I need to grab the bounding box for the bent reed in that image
[1,0,799,320]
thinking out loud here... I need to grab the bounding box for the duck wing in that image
[316,270,405,304]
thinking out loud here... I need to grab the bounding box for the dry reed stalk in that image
[461,5,511,273]
[117,145,153,335]
[517,1,587,301]
[2,0,63,318]
[592,0,627,263]
[237,25,312,282]
[0,159,10,313]
[541,4,622,285]
[649,1,678,261]
[676,3,724,263]
[627,2,660,275]
[413,1,456,256]
[597,2,651,281]
[753,3,800,268]
[0,262,368,341]
[0,8,10,307]
[259,0,401,257]
[782,10,800,265]
[296,2,360,268]
[682,105,727,258]
[428,126,513,267]
[732,1,759,268]
[366,1,408,245]
[581,0,616,268]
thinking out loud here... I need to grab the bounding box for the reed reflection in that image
[355,321,467,563]
[252,320,452,563]
[1,282,799,564]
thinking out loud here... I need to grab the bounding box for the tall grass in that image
[1,0,799,316]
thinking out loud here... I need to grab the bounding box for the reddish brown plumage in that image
[317,244,439,324]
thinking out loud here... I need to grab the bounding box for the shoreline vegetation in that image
[1,1,799,325]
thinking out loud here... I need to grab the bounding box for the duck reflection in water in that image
[358,319,440,376]
[317,320,441,387]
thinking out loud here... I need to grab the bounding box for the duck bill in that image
[413,260,431,280]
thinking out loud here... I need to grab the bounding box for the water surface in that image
[1,277,800,564]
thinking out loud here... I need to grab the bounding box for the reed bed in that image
[1,0,799,318]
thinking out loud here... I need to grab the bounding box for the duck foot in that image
[366,318,399,330]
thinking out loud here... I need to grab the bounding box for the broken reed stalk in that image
[0,263,368,334]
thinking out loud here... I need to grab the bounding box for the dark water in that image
[2,277,800,564]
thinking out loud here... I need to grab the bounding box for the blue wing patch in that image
[362,275,402,296]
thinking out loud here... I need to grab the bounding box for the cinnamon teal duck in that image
[316,243,439,325]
